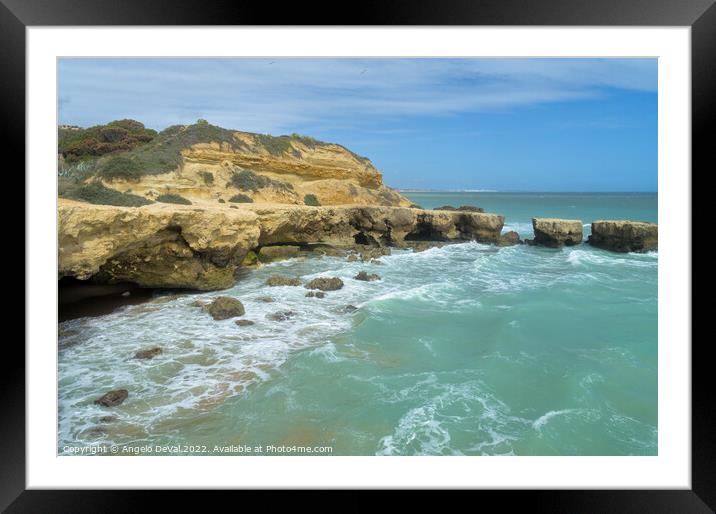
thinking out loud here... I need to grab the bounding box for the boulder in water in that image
[266,275,301,287]
[94,389,128,407]
[528,218,583,247]
[134,347,162,359]
[305,277,344,291]
[207,296,245,320]
[354,271,381,282]
[267,310,296,321]
[498,231,522,246]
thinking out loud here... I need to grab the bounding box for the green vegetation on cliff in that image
[61,181,153,207]
[58,119,157,164]
[229,193,253,203]
[228,169,293,193]
[303,194,320,206]
[156,193,192,205]
[93,120,243,179]
[58,120,376,187]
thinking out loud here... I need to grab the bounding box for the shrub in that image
[61,181,153,207]
[58,157,97,181]
[58,119,157,161]
[156,193,192,205]
[96,156,145,181]
[253,134,293,156]
[93,121,244,178]
[228,169,293,193]
[290,133,323,149]
[303,194,320,206]
[229,193,253,203]
[199,170,214,185]
[229,169,269,191]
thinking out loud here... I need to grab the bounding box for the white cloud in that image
[58,58,656,133]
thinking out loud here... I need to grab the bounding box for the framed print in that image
[5,0,712,510]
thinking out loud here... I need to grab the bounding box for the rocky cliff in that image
[59,120,411,208]
[58,199,506,290]
[528,218,583,247]
[588,220,658,252]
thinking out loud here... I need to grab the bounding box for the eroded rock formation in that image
[58,200,259,290]
[528,218,583,247]
[58,199,507,290]
[588,220,658,252]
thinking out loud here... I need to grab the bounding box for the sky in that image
[58,58,657,192]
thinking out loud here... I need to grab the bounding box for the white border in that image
[27,27,691,489]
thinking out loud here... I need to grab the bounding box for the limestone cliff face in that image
[247,205,504,247]
[58,199,505,290]
[93,128,412,208]
[58,200,260,290]
[588,220,657,252]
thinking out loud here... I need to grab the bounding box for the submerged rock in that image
[267,310,296,321]
[98,416,116,423]
[354,271,381,282]
[528,218,583,247]
[134,347,162,359]
[266,275,301,287]
[235,319,255,326]
[588,220,658,252]
[305,277,344,291]
[306,291,326,298]
[207,296,245,320]
[498,231,522,247]
[94,389,128,407]
[256,296,274,303]
[190,299,208,308]
[342,305,358,313]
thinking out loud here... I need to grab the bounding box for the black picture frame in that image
[4,0,710,510]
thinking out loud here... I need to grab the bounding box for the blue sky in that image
[58,58,657,192]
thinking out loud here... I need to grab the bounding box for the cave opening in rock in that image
[58,276,155,322]
[353,232,380,246]
[403,221,448,242]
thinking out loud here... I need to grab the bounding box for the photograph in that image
[55,57,659,457]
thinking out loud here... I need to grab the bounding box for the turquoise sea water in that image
[58,193,657,456]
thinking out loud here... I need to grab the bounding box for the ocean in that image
[58,192,658,456]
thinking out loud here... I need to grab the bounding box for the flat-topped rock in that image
[588,220,658,252]
[529,218,583,247]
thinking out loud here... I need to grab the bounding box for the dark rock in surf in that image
[267,310,296,321]
[207,296,245,320]
[354,271,381,282]
[94,389,128,407]
[134,347,162,359]
[305,277,344,291]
